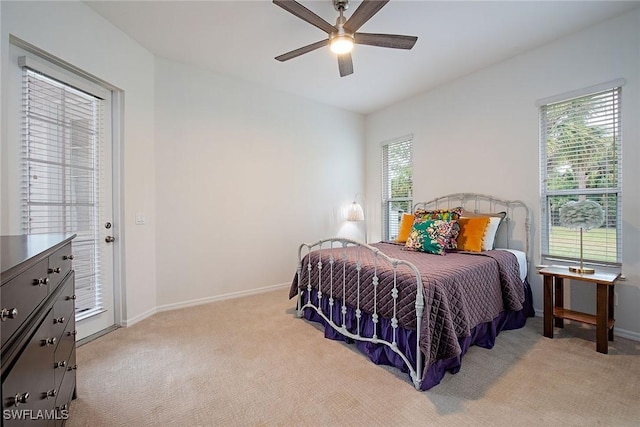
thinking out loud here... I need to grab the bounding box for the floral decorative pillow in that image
[414,207,464,222]
[413,207,463,250]
[404,219,453,255]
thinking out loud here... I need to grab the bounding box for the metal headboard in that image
[413,193,533,267]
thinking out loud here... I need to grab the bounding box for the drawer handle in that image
[48,267,61,274]
[66,294,77,301]
[67,330,78,337]
[42,337,57,346]
[13,392,29,407]
[1,308,18,321]
[46,389,57,399]
[33,277,49,286]
[53,317,65,324]
[63,254,74,260]
[55,360,67,368]
[67,364,78,371]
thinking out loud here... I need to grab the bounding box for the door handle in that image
[105,236,115,243]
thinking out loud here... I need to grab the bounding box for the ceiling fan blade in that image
[273,0,337,34]
[275,39,328,62]
[337,53,354,77]
[343,0,389,33]
[354,33,418,50]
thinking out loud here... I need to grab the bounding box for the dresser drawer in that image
[54,348,76,409]
[46,243,73,293]
[53,315,75,389]
[2,309,55,426]
[51,272,75,345]
[51,349,75,427]
[1,258,50,348]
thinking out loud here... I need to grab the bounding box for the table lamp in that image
[347,193,366,243]
[559,200,605,274]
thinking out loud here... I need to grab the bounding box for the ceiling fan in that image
[273,0,418,77]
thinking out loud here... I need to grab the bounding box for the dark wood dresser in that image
[1,234,76,426]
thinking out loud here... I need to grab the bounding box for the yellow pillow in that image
[457,217,490,252]
[396,213,415,243]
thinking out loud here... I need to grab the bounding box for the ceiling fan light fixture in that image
[330,34,354,54]
[273,0,418,77]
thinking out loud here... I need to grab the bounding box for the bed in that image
[289,193,535,390]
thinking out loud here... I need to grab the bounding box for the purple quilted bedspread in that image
[290,242,525,368]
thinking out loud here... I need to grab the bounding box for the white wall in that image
[0,1,158,325]
[154,57,364,307]
[365,9,640,339]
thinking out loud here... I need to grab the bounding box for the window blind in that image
[540,86,622,265]
[22,68,106,319]
[382,137,413,241]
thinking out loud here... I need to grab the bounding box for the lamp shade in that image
[347,202,365,222]
[559,200,605,231]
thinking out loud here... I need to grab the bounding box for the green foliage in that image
[387,140,412,199]
[545,94,619,228]
[546,97,618,193]
[549,226,617,263]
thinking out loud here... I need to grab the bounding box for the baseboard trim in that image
[614,328,640,342]
[532,309,640,342]
[156,282,291,313]
[121,306,157,328]
[122,282,290,327]
[77,324,120,346]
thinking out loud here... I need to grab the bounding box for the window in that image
[382,137,413,241]
[21,64,106,320]
[540,85,622,266]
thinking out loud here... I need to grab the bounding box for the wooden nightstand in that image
[538,266,620,354]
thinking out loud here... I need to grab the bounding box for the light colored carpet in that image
[68,288,640,427]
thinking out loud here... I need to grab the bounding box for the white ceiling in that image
[85,0,639,115]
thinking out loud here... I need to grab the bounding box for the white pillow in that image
[482,216,503,251]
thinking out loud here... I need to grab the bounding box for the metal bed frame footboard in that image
[296,238,425,390]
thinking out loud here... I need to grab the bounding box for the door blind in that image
[21,68,106,320]
[540,86,622,265]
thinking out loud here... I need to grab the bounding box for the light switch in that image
[135,212,146,225]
